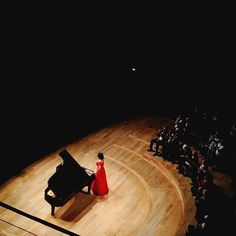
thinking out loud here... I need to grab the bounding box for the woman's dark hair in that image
[97,152,104,160]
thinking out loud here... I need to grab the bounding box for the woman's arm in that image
[95,161,102,173]
[95,165,101,173]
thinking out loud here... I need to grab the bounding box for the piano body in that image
[44,149,95,216]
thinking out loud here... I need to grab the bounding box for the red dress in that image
[91,160,109,196]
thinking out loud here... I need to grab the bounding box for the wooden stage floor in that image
[0,116,196,236]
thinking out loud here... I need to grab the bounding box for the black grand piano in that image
[45,149,95,216]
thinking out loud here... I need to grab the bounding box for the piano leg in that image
[87,184,91,194]
[87,174,96,194]
[51,205,55,216]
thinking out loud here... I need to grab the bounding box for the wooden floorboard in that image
[0,116,196,236]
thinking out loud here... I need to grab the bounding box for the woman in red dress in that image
[91,152,109,196]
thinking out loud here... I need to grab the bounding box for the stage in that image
[0,116,196,236]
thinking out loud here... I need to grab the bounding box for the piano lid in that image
[59,149,82,169]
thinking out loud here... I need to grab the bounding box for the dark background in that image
[1,1,235,183]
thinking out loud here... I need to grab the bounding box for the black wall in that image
[1,1,235,183]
